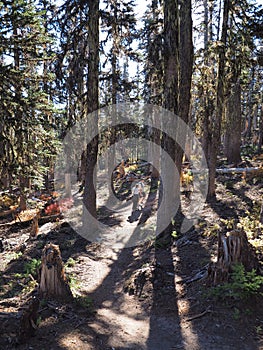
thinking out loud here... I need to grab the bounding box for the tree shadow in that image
[146,244,184,349]
[207,196,242,220]
[2,177,262,349]
[226,182,255,209]
[97,205,123,227]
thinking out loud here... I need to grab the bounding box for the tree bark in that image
[179,0,194,168]
[106,0,118,193]
[39,243,73,300]
[207,229,259,285]
[158,0,180,236]
[257,102,263,153]
[30,211,40,238]
[144,1,163,180]
[179,0,193,125]
[224,80,242,165]
[82,0,99,231]
[260,201,263,224]
[19,175,28,211]
[207,0,230,199]
[64,173,72,198]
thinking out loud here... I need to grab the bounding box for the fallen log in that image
[216,167,261,174]
[38,213,62,224]
[0,213,61,228]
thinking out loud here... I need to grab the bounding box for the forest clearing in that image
[1,0,263,349]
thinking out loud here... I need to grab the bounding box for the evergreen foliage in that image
[0,0,59,190]
[0,0,262,201]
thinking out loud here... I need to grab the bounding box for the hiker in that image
[126,183,142,223]
[130,183,142,214]
[137,179,145,199]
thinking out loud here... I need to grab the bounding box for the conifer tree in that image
[192,0,262,197]
[0,0,58,201]
[100,0,138,105]
[82,0,100,229]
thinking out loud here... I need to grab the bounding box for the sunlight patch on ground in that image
[176,286,200,350]
[180,323,200,350]
[59,331,93,350]
[177,299,190,317]
[77,258,111,293]
[63,181,159,249]
[89,307,149,348]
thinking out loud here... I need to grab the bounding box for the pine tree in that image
[54,0,89,130]
[0,0,58,202]
[157,0,180,236]
[100,0,138,105]
[82,0,100,231]
[192,0,262,197]
[140,0,163,179]
[100,0,138,190]
[142,0,163,106]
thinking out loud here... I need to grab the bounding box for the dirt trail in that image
[1,177,263,350]
[1,218,262,350]
[59,175,263,350]
[70,238,260,350]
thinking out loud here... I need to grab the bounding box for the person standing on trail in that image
[138,179,145,198]
[130,183,142,214]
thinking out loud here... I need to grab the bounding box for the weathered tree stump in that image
[260,201,263,224]
[18,295,40,343]
[1,244,73,346]
[207,228,259,286]
[39,243,73,300]
[0,295,39,345]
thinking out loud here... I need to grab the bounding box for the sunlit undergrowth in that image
[208,263,263,301]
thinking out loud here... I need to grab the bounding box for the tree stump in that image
[39,243,73,300]
[260,201,263,224]
[18,295,40,343]
[207,228,259,286]
[0,295,39,345]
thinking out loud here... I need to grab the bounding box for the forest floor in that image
[0,170,263,349]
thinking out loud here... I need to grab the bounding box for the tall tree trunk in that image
[260,201,263,224]
[257,101,263,153]
[14,25,27,210]
[224,80,242,165]
[246,66,255,140]
[207,0,230,199]
[107,0,118,194]
[201,0,215,171]
[145,0,163,180]
[179,0,193,125]
[157,0,180,236]
[83,0,99,231]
